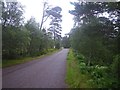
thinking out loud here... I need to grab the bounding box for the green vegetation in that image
[74,51,118,88]
[2,49,60,68]
[66,49,119,88]
[65,1,120,88]
[1,2,63,66]
[1,1,120,88]
[66,49,90,88]
[62,35,71,48]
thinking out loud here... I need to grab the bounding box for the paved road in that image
[2,49,69,88]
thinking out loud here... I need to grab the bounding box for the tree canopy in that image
[2,1,62,59]
[69,1,120,88]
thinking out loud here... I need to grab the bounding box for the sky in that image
[17,0,75,36]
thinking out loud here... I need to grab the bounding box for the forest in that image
[1,0,120,88]
[66,1,120,88]
[2,1,63,60]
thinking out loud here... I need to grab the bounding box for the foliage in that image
[62,36,71,48]
[66,49,90,88]
[2,2,56,60]
[68,1,120,88]
[73,50,118,88]
[2,48,59,68]
[2,2,29,59]
[47,6,62,48]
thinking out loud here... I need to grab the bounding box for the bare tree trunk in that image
[53,25,56,48]
[39,3,46,30]
[39,2,49,30]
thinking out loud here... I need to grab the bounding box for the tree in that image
[39,1,50,30]
[62,35,70,48]
[2,2,24,28]
[69,1,120,64]
[69,1,120,87]
[2,2,30,59]
[25,17,54,56]
[47,6,62,48]
[25,17,43,56]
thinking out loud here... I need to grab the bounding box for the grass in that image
[2,49,61,68]
[65,49,91,88]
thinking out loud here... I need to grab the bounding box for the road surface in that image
[2,49,69,88]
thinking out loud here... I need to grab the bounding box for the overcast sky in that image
[17,0,75,36]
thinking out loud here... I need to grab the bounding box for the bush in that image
[111,54,120,88]
[79,62,87,74]
[74,51,119,88]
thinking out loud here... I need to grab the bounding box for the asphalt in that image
[2,49,69,88]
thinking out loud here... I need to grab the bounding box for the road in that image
[2,49,69,88]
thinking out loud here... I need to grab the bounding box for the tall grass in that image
[65,49,90,88]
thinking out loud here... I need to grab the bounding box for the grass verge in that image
[2,49,61,68]
[65,49,91,88]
